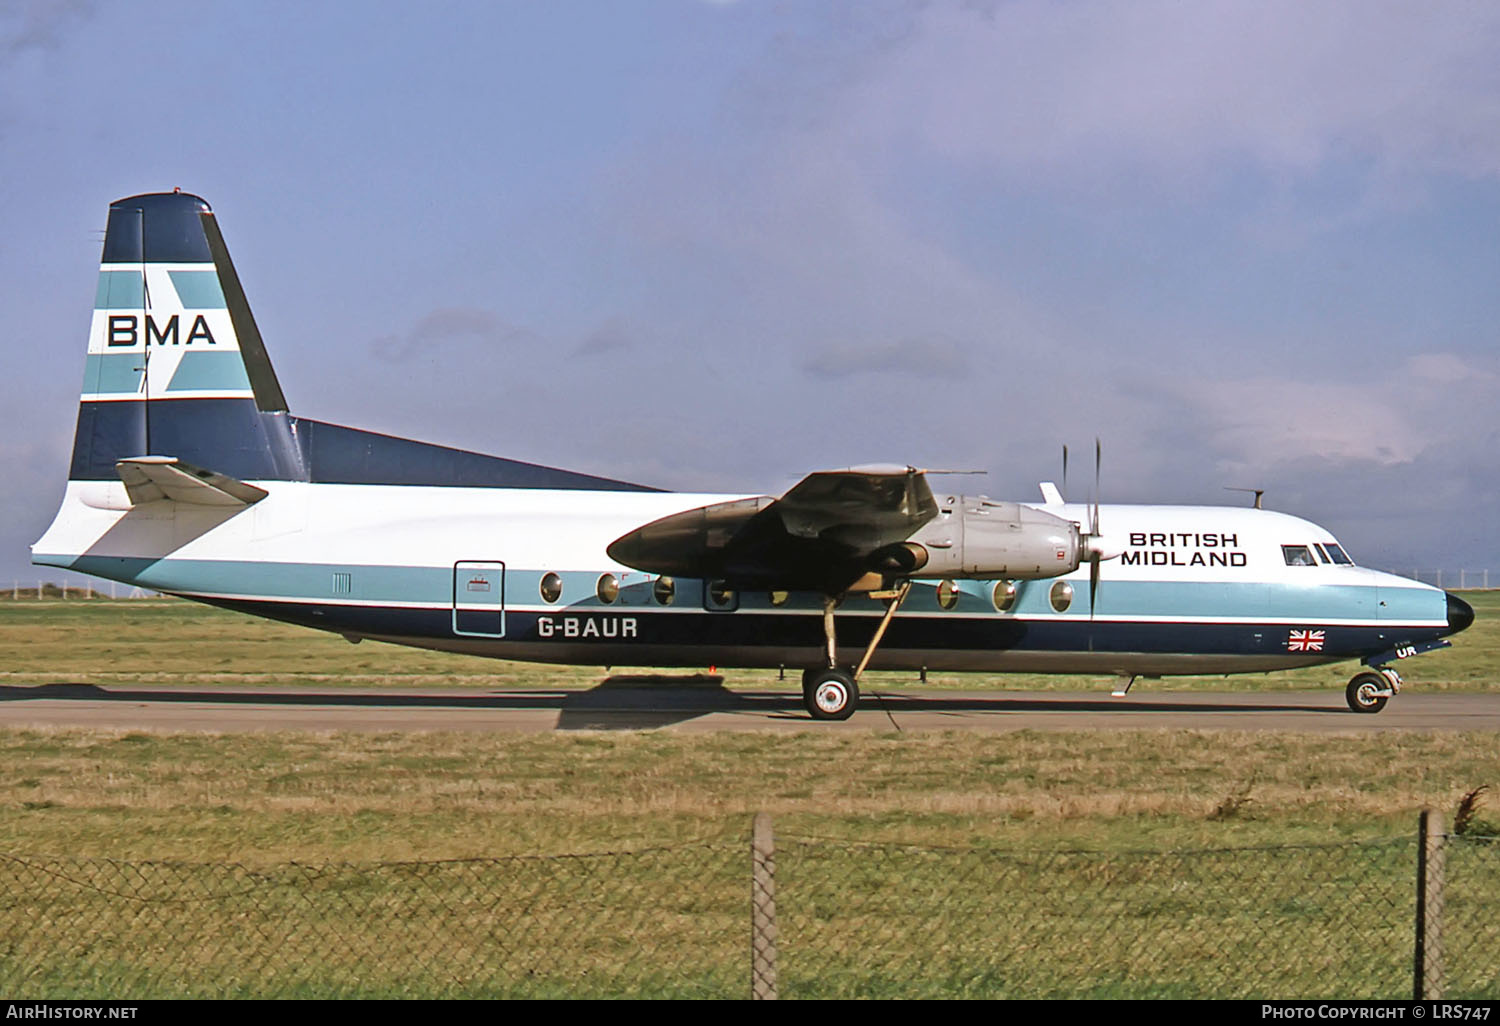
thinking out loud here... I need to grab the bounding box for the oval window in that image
[708,580,735,609]
[993,580,1018,612]
[596,573,619,604]
[539,572,563,604]
[768,590,790,607]
[936,580,959,610]
[1049,580,1073,612]
[653,576,676,606]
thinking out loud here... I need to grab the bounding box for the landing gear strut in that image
[800,583,911,720]
[1346,668,1399,714]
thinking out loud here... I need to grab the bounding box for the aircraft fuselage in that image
[35,482,1463,678]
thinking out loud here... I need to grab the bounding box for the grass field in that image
[1,595,1496,997]
[0,588,1494,996]
[0,594,1494,859]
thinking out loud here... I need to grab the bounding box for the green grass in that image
[2,728,1497,859]
[0,595,1496,998]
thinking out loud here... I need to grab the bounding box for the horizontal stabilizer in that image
[115,456,268,507]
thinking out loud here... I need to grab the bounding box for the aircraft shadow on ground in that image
[0,681,1344,731]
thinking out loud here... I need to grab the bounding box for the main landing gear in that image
[1345,667,1400,714]
[800,582,911,720]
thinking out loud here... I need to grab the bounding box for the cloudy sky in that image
[2,0,1497,584]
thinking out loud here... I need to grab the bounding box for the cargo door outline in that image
[453,561,505,637]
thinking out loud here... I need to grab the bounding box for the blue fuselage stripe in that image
[50,555,1451,669]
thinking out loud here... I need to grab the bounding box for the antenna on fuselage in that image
[1225,487,1264,509]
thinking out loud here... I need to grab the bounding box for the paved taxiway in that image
[2,682,1498,732]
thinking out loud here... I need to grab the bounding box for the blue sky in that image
[3,0,1497,584]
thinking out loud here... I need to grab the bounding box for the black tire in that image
[1346,672,1390,714]
[803,668,859,721]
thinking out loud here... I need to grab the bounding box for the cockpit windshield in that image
[1322,542,1353,565]
[1285,542,1355,567]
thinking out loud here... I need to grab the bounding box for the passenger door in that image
[453,561,506,637]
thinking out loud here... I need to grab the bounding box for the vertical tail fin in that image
[73,191,303,482]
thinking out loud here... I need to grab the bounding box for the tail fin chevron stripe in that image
[85,193,254,404]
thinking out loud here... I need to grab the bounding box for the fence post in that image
[1414,808,1445,1000]
[751,812,778,1000]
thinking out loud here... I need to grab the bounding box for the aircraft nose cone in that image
[1446,592,1475,635]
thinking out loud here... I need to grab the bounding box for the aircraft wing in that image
[115,456,269,507]
[607,466,938,592]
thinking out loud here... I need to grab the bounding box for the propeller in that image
[1088,440,1101,615]
[1061,440,1120,615]
[1080,439,1124,617]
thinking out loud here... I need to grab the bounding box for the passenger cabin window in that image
[706,580,737,610]
[596,574,619,604]
[539,572,563,603]
[1281,545,1316,567]
[653,576,676,606]
[936,580,959,610]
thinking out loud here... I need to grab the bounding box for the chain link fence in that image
[0,845,746,998]
[1443,834,1500,998]
[0,819,1495,999]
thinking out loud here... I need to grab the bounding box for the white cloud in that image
[1165,352,1499,474]
[844,1,1500,188]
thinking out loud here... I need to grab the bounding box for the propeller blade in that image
[1091,439,1101,538]
[1061,444,1069,502]
[1089,553,1101,619]
[1089,438,1102,618]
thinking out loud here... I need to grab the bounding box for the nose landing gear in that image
[1346,667,1400,714]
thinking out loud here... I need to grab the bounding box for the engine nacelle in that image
[901,497,1081,579]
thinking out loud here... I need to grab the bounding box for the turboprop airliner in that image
[32,192,1475,719]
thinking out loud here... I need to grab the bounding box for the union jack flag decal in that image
[1287,629,1325,652]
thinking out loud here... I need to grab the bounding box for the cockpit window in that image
[1282,545,1316,567]
[1322,543,1353,565]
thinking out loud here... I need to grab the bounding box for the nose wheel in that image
[1346,669,1396,713]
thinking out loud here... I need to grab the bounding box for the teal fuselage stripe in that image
[49,555,1447,624]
